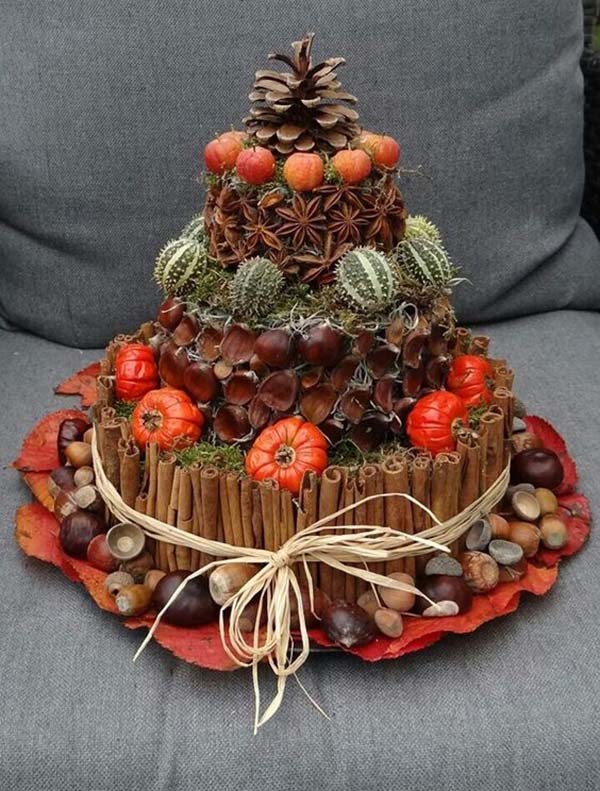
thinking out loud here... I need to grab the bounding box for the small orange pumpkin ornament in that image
[406,391,468,454]
[331,149,372,184]
[245,416,329,494]
[132,388,204,451]
[446,355,494,407]
[115,344,159,401]
[283,152,324,191]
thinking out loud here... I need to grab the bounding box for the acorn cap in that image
[106,522,146,561]
[511,490,541,522]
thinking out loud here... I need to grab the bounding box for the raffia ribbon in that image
[92,430,510,731]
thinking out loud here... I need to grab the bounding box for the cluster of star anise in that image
[202,174,407,285]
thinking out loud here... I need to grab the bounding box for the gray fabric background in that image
[1,0,599,347]
[1,312,599,790]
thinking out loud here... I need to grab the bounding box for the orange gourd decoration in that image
[446,355,494,407]
[115,344,159,401]
[132,388,204,451]
[283,152,324,191]
[245,416,329,495]
[406,391,468,454]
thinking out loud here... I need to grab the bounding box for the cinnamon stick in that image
[480,406,505,490]
[469,335,489,356]
[431,452,461,522]
[362,464,385,582]
[251,484,264,549]
[166,467,181,571]
[200,466,220,563]
[492,386,514,441]
[240,478,255,550]
[381,455,412,576]
[175,468,193,570]
[226,473,245,547]
[119,437,141,508]
[101,419,123,490]
[456,429,482,511]
[494,365,515,390]
[297,471,319,588]
[259,479,278,551]
[342,477,357,603]
[155,452,176,571]
[317,466,345,599]
[189,463,203,570]
[145,442,160,518]
[219,471,234,546]
[410,452,432,533]
[96,375,114,407]
[454,327,471,356]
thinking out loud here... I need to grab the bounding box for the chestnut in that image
[414,575,473,615]
[53,490,78,522]
[321,601,377,648]
[298,325,345,367]
[57,417,90,464]
[153,571,218,627]
[511,448,564,491]
[59,510,106,558]
[289,586,330,630]
[86,534,118,572]
[157,296,184,331]
[48,466,77,499]
[254,328,294,368]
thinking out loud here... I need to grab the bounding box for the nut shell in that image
[511,490,541,522]
[465,518,492,551]
[488,539,524,566]
[424,555,463,577]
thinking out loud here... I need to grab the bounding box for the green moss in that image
[329,439,406,470]
[174,441,246,472]
[114,400,136,420]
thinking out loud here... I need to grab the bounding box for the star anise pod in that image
[361,180,406,250]
[242,207,283,252]
[315,182,364,212]
[268,246,299,277]
[328,200,368,245]
[276,194,327,249]
[295,233,353,284]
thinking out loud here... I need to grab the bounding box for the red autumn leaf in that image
[558,492,592,523]
[12,409,89,472]
[524,415,577,494]
[310,564,558,661]
[55,361,101,406]
[125,617,240,672]
[15,503,79,583]
[21,471,53,511]
[537,513,591,567]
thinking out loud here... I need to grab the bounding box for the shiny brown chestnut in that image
[511,448,564,490]
[57,417,90,464]
[48,466,77,499]
[298,325,345,367]
[321,601,377,648]
[59,510,106,558]
[157,296,185,331]
[153,571,218,627]
[254,328,294,368]
[289,586,330,630]
[86,534,118,572]
[414,575,473,615]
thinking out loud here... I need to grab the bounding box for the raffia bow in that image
[91,430,510,731]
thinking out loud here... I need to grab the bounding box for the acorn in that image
[511,448,564,490]
[115,584,153,616]
[59,510,106,558]
[48,466,77,499]
[86,534,118,572]
[374,608,404,638]
[488,539,524,566]
[509,521,541,558]
[105,571,135,596]
[511,490,541,522]
[208,564,260,605]
[65,441,93,468]
[488,513,511,541]
[424,554,463,577]
[53,490,78,522]
[414,575,473,615]
[535,488,559,516]
[120,550,154,583]
[73,466,95,488]
[539,514,568,550]
[153,571,218,627]
[465,519,492,551]
[106,522,146,561]
[378,572,416,612]
[298,325,345,367]
[57,417,91,465]
[460,551,500,593]
[144,569,166,592]
[321,602,377,648]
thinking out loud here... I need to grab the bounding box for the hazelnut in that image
[83,428,94,444]
[105,571,135,596]
[120,550,154,583]
[378,572,416,612]
[539,514,568,550]
[73,466,95,488]
[460,551,499,593]
[115,584,153,616]
[488,513,511,541]
[488,539,524,566]
[498,558,528,583]
[535,488,559,516]
[374,608,404,638]
[65,441,93,468]
[509,521,541,558]
[357,590,380,618]
[208,564,260,605]
[321,601,377,648]
[144,569,166,592]
[424,554,463,577]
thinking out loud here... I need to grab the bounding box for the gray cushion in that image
[1,1,599,347]
[1,310,599,789]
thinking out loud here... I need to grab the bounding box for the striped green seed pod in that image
[179,214,205,241]
[335,247,396,311]
[403,214,441,243]
[394,237,453,288]
[153,237,208,296]
[230,257,285,320]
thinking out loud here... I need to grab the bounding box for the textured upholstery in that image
[1,311,599,790]
[1,0,599,346]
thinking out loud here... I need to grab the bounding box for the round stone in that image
[489,539,524,566]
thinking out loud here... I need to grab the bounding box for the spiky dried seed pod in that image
[154,237,208,296]
[403,214,441,243]
[229,257,285,320]
[179,214,205,241]
[394,237,454,288]
[335,247,396,312]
